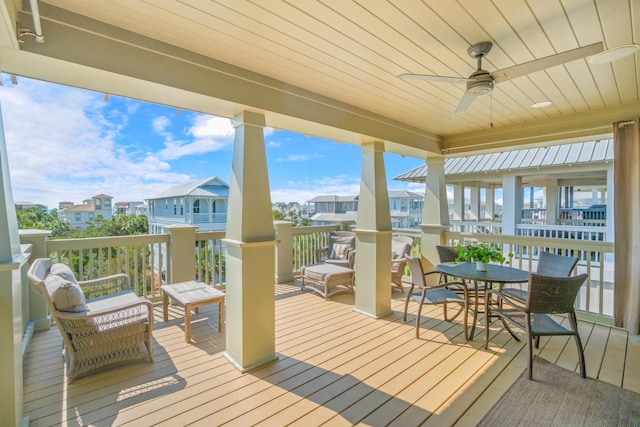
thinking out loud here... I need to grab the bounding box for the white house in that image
[57,194,113,231]
[308,191,424,228]
[146,177,229,234]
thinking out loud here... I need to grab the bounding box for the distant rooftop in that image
[148,177,230,199]
[395,140,613,183]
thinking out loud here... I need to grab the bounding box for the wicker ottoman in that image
[301,263,355,299]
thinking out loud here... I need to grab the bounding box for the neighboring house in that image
[57,194,114,231]
[114,201,146,216]
[58,201,74,210]
[15,201,43,210]
[388,190,424,229]
[147,177,229,234]
[307,192,424,228]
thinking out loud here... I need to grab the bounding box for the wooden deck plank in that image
[21,282,639,427]
[598,327,628,386]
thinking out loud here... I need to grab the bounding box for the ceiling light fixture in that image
[589,44,639,64]
[531,101,552,108]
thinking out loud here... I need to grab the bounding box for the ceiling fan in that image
[400,41,604,113]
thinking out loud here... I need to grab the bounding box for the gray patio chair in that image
[391,235,414,293]
[27,258,154,381]
[403,255,469,340]
[315,230,356,269]
[501,251,578,302]
[485,273,588,379]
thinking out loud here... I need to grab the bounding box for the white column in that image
[469,182,480,220]
[0,100,26,426]
[606,163,614,242]
[354,141,392,318]
[502,174,522,236]
[452,183,464,221]
[223,111,277,372]
[420,157,449,273]
[545,179,558,225]
[485,184,495,220]
[166,225,197,283]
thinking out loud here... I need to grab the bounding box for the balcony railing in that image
[443,231,615,321]
[21,220,616,328]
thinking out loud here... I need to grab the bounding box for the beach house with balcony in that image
[146,177,229,234]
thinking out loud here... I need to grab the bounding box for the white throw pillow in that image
[331,243,352,260]
[44,273,88,313]
[50,263,79,285]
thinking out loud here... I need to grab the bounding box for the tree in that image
[272,209,286,220]
[16,206,70,238]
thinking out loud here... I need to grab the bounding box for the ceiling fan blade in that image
[490,42,604,83]
[455,91,478,113]
[399,73,469,84]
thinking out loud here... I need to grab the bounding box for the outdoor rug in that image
[477,356,640,426]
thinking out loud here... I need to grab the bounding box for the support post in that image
[502,174,522,236]
[485,184,495,220]
[0,98,26,426]
[354,141,392,318]
[545,179,558,225]
[469,182,480,220]
[420,157,449,274]
[223,111,277,372]
[452,183,464,221]
[606,163,614,242]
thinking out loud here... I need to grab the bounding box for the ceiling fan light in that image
[532,101,552,108]
[589,44,640,64]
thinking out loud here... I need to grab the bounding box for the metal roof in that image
[148,177,230,199]
[394,140,613,183]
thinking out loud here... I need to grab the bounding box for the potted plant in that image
[455,242,509,271]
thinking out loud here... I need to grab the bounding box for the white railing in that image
[443,231,615,322]
[291,225,339,273]
[450,221,503,234]
[46,234,170,300]
[516,224,607,243]
[192,213,227,223]
[195,231,226,286]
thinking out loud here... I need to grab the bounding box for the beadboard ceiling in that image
[1,0,639,157]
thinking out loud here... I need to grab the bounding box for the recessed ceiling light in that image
[589,44,640,64]
[532,101,552,108]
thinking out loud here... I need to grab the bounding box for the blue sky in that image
[0,75,426,209]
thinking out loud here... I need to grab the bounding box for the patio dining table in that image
[437,262,529,339]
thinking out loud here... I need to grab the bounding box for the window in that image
[88,213,94,220]
[193,200,200,213]
[104,199,111,208]
[180,200,183,215]
[75,213,81,221]
[173,199,177,215]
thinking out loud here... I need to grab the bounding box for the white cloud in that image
[276,153,323,162]
[0,79,191,209]
[270,175,360,203]
[155,115,234,161]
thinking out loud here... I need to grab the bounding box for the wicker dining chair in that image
[485,273,588,379]
[501,251,578,302]
[391,235,414,293]
[403,255,469,340]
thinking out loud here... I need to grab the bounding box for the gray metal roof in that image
[148,177,229,199]
[394,140,614,183]
[388,190,423,198]
[307,195,358,203]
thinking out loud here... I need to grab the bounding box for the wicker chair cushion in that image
[50,262,79,285]
[45,269,87,313]
[331,243,352,260]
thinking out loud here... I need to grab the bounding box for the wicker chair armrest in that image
[55,296,153,320]
[315,247,330,263]
[485,289,525,311]
[79,273,132,297]
[391,258,406,272]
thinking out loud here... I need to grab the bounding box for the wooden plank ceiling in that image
[8,0,640,153]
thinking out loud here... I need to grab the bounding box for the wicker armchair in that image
[315,231,356,269]
[391,236,413,293]
[485,273,588,379]
[27,258,154,381]
[501,251,578,302]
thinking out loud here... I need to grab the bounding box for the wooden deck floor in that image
[24,281,640,426]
